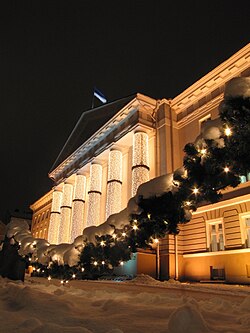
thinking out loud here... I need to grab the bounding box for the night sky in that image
[0,1,249,221]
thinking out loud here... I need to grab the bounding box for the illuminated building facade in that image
[31,44,250,283]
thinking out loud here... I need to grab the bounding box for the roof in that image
[50,94,137,173]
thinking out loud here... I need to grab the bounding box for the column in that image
[106,149,122,219]
[47,187,63,244]
[87,163,102,227]
[58,181,73,243]
[132,131,150,196]
[70,173,86,243]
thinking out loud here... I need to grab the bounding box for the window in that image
[240,214,250,248]
[206,219,225,252]
[199,114,211,131]
[240,173,250,184]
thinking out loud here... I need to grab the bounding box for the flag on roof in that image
[94,87,107,103]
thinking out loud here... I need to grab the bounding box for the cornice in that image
[30,189,53,211]
[171,43,250,114]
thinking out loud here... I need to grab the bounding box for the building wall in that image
[30,190,53,240]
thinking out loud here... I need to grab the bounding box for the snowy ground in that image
[0,274,250,333]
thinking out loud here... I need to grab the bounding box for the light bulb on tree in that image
[224,166,230,173]
[225,127,232,136]
[193,188,199,195]
[100,241,105,246]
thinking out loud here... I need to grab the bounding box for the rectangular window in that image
[239,214,250,248]
[206,219,225,252]
[199,114,211,131]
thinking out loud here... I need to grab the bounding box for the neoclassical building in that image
[31,43,250,283]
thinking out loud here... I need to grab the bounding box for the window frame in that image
[206,218,225,252]
[239,213,250,248]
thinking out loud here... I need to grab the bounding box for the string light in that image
[193,188,199,194]
[154,238,159,244]
[101,261,105,265]
[113,234,117,239]
[60,280,64,284]
[185,201,191,206]
[58,182,73,243]
[93,261,98,266]
[81,267,85,272]
[120,261,124,266]
[122,232,126,237]
[132,132,150,196]
[224,166,230,173]
[100,241,105,246]
[200,149,206,155]
[87,164,102,227]
[48,276,51,281]
[48,189,63,244]
[133,225,138,231]
[72,274,76,279]
[106,150,122,218]
[147,213,151,219]
[71,174,86,243]
[225,127,232,136]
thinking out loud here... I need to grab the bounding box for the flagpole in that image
[91,87,95,109]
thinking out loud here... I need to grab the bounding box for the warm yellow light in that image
[154,238,159,244]
[120,261,124,266]
[29,258,32,261]
[122,232,126,237]
[193,188,199,194]
[200,149,206,155]
[101,261,105,265]
[60,280,64,284]
[48,276,51,281]
[93,261,98,266]
[100,241,105,246]
[147,213,151,219]
[66,280,69,284]
[113,234,117,239]
[133,225,138,231]
[81,267,85,272]
[72,274,76,279]
[186,201,191,206]
[224,166,230,173]
[225,127,232,136]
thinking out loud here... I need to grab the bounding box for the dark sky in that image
[0,1,249,220]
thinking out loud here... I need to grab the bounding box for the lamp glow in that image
[225,127,232,136]
[193,188,199,194]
